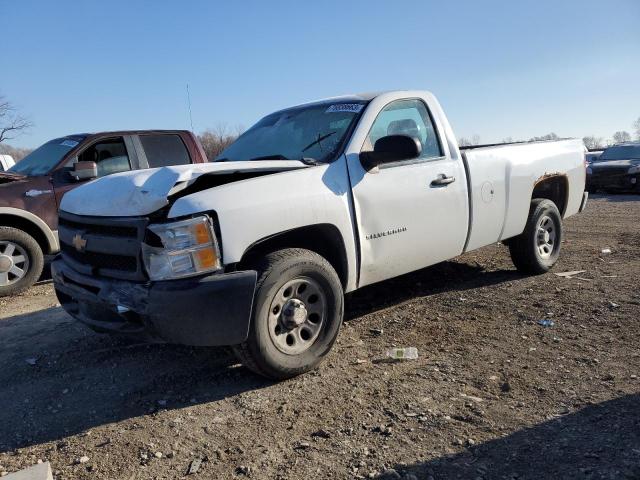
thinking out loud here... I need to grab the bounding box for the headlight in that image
[628,165,640,175]
[142,216,222,280]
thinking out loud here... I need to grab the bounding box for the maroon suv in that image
[0,130,208,296]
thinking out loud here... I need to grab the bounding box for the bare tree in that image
[198,123,243,160]
[458,135,481,147]
[612,131,631,144]
[582,136,604,149]
[529,133,559,142]
[0,95,32,144]
[634,117,640,141]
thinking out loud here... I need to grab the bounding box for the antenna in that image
[186,84,194,131]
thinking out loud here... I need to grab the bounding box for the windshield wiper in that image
[300,157,322,165]
[250,154,289,160]
[302,131,336,153]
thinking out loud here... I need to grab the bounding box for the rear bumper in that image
[52,258,257,346]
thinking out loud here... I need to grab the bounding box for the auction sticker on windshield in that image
[60,140,79,148]
[325,104,364,113]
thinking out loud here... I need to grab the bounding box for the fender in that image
[168,161,360,292]
[0,207,59,253]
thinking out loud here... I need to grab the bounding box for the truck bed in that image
[459,139,568,152]
[460,139,586,252]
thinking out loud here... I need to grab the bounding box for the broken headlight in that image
[142,216,222,280]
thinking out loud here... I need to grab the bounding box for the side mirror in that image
[71,161,98,181]
[360,135,422,171]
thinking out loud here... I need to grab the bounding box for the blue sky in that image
[2,0,639,148]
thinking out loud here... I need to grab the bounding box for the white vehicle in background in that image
[0,154,15,171]
[52,90,588,379]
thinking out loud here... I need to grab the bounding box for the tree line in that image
[460,118,640,150]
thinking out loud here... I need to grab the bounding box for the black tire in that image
[0,227,44,297]
[232,248,344,380]
[508,199,562,274]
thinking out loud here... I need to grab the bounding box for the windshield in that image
[600,145,640,161]
[8,136,85,176]
[216,101,367,163]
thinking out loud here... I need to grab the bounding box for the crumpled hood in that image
[60,161,309,217]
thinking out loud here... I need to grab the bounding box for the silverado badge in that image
[72,233,87,252]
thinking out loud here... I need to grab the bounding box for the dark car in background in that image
[0,130,208,296]
[586,143,640,194]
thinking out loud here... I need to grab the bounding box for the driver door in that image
[347,98,469,287]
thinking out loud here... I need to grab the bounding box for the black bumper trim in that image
[52,258,257,346]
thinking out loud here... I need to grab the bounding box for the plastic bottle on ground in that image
[386,347,418,360]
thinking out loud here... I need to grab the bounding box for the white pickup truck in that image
[52,91,588,379]
[0,154,15,171]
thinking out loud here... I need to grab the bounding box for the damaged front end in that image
[54,161,313,345]
[53,208,257,346]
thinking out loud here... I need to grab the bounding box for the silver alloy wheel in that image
[0,241,29,286]
[268,276,326,355]
[536,215,557,259]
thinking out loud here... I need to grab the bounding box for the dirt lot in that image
[1,194,639,480]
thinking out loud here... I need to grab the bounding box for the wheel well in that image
[532,175,568,216]
[0,214,51,254]
[238,224,349,289]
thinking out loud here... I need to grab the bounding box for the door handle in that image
[431,174,455,186]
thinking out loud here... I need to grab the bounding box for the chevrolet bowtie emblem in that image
[72,233,87,252]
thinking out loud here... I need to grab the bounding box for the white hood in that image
[60,161,309,217]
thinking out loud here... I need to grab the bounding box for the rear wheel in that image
[232,248,343,379]
[508,199,562,274]
[0,227,44,297]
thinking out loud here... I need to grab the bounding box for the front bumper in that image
[52,258,257,346]
[587,172,639,191]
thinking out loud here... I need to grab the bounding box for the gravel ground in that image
[0,194,639,480]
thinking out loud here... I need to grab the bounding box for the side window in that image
[77,137,131,177]
[140,134,191,168]
[364,99,442,160]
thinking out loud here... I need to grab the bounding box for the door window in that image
[140,134,191,168]
[364,99,442,160]
[78,137,131,177]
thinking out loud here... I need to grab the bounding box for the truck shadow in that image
[0,307,271,453]
[377,393,640,479]
[345,260,521,320]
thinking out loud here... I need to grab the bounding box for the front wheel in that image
[508,199,563,274]
[0,227,45,297]
[232,248,344,379]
